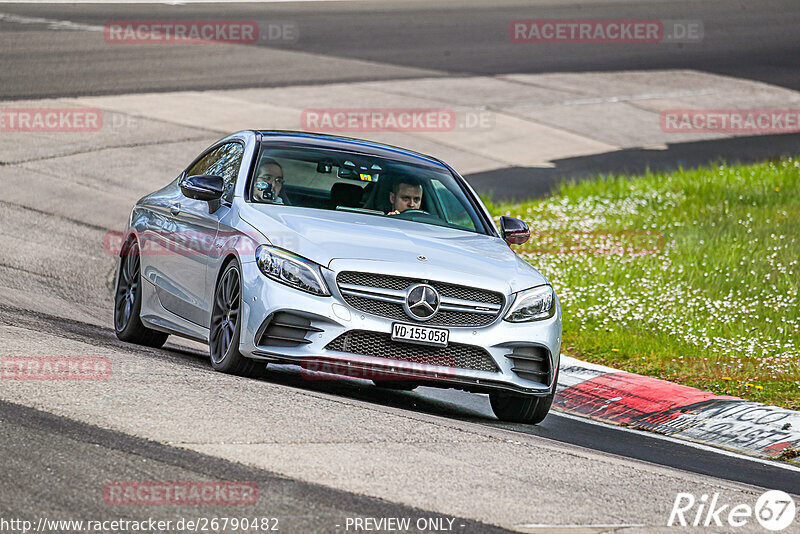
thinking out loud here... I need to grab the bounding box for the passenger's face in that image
[254,163,283,201]
[390,184,422,213]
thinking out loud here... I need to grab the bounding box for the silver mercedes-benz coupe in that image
[114,130,561,423]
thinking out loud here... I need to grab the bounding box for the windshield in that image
[248,145,489,235]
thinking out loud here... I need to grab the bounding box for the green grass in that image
[490,158,800,409]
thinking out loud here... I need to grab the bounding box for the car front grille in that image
[336,271,504,327]
[325,330,499,373]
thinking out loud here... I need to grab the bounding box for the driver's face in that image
[390,184,422,213]
[254,163,283,201]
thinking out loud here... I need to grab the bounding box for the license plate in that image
[391,323,449,347]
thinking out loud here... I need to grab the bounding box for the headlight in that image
[504,285,555,322]
[256,245,330,296]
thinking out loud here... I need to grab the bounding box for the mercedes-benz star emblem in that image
[403,284,440,321]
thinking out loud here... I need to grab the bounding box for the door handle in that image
[170,203,181,216]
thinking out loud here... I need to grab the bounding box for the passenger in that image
[253,159,288,204]
[387,177,423,215]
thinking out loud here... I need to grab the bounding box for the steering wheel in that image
[390,208,429,216]
[389,209,446,225]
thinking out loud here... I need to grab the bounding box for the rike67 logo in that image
[668,490,796,531]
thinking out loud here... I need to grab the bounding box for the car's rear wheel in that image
[489,368,558,424]
[209,260,260,377]
[114,238,168,348]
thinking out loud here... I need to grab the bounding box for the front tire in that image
[209,260,260,377]
[489,368,558,424]
[490,392,554,424]
[114,238,169,348]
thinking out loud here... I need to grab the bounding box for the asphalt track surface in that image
[0,0,799,98]
[0,399,511,534]
[1,303,798,526]
[1,0,800,530]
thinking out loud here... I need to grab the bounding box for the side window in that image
[186,149,216,177]
[185,142,244,203]
[206,143,244,202]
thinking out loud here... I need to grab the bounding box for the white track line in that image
[514,524,645,530]
[0,1,360,4]
[0,12,103,30]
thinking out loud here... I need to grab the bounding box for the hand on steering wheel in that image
[388,208,429,216]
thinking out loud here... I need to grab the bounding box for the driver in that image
[387,177,423,215]
[253,159,287,204]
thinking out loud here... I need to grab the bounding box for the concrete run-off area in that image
[3,70,800,179]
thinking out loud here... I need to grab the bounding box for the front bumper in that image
[238,260,561,396]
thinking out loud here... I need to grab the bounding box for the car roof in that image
[256,130,447,168]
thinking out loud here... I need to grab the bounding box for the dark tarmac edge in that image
[0,398,515,534]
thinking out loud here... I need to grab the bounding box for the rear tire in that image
[114,238,168,348]
[489,368,558,424]
[209,260,260,377]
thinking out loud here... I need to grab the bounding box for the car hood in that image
[239,205,547,293]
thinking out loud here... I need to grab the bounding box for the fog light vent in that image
[256,312,322,347]
[508,345,551,385]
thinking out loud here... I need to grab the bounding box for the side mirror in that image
[180,174,224,201]
[500,216,530,245]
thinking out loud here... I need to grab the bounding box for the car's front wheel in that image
[489,391,554,424]
[114,238,168,348]
[209,260,260,377]
[489,368,558,424]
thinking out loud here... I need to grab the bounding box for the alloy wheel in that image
[210,265,241,364]
[114,241,141,332]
